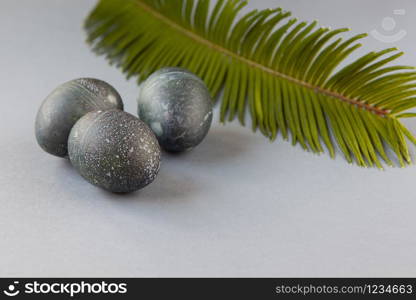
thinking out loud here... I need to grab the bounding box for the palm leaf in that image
[85,0,416,168]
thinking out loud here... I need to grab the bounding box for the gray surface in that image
[1,0,416,277]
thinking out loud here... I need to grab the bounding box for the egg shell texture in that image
[68,110,161,193]
[138,68,213,152]
[35,78,123,157]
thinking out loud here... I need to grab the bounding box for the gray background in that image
[1,0,415,277]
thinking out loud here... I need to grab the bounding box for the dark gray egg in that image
[35,78,124,157]
[138,68,213,152]
[68,110,161,193]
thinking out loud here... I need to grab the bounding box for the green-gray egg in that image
[68,110,161,193]
[138,68,213,152]
[35,78,123,157]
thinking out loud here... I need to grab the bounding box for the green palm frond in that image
[85,0,416,168]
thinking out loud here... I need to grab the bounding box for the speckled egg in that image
[68,110,161,193]
[138,68,213,152]
[35,78,123,157]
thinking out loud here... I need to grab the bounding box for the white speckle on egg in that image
[151,122,163,136]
